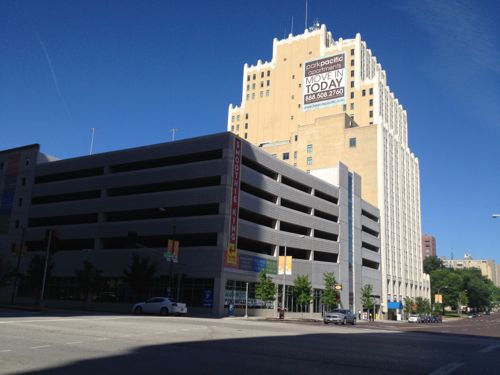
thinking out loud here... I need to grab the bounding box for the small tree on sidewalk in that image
[321,272,339,312]
[255,270,276,308]
[360,284,375,316]
[294,275,312,317]
[403,296,414,318]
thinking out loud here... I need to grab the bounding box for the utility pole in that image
[282,241,287,310]
[10,227,26,305]
[39,230,52,309]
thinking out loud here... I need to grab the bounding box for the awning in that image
[387,301,403,310]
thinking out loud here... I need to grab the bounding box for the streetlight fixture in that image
[492,214,500,219]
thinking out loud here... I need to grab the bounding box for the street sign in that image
[165,239,179,263]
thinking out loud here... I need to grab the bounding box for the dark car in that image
[324,309,356,325]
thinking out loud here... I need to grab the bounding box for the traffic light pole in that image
[39,229,52,309]
[10,226,25,305]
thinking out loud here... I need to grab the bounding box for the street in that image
[0,309,499,374]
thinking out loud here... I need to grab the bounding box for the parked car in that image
[467,313,478,319]
[133,297,187,316]
[430,315,442,323]
[408,314,421,323]
[324,309,356,325]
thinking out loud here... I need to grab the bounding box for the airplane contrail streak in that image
[36,33,74,122]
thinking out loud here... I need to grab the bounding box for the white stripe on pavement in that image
[30,345,51,349]
[478,343,500,353]
[429,362,464,375]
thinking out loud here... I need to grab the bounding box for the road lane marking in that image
[30,345,51,349]
[0,317,127,324]
[94,338,109,341]
[0,349,12,353]
[65,341,82,345]
[478,343,500,353]
[429,362,464,375]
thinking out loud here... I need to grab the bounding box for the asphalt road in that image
[0,309,499,374]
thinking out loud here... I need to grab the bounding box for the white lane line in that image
[30,345,51,349]
[0,317,127,324]
[65,341,82,345]
[429,362,464,375]
[478,343,500,353]
[95,338,109,341]
[0,349,12,353]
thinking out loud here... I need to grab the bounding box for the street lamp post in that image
[436,285,448,314]
[281,241,287,311]
[244,282,249,318]
[492,214,500,219]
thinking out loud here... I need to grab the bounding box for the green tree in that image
[423,256,444,274]
[75,260,103,305]
[457,291,468,314]
[320,272,339,311]
[415,297,431,314]
[403,296,414,315]
[360,284,375,311]
[430,268,462,310]
[255,270,276,307]
[122,254,158,300]
[294,275,312,314]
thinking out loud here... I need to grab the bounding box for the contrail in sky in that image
[36,33,74,122]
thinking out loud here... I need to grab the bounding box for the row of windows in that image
[231,113,249,122]
[247,70,271,81]
[247,80,270,90]
[246,90,270,100]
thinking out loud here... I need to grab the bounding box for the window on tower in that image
[349,138,357,148]
[283,152,289,160]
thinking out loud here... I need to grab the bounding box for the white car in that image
[408,314,421,323]
[133,297,187,316]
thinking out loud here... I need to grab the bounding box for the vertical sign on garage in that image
[225,137,242,268]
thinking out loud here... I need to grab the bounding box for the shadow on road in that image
[8,328,500,375]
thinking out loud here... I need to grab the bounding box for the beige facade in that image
[227,24,430,314]
[443,258,498,286]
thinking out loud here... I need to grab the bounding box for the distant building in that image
[496,264,500,287]
[443,257,497,285]
[421,235,436,258]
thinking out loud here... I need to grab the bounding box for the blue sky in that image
[1,0,499,262]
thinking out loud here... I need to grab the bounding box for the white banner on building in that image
[303,53,346,111]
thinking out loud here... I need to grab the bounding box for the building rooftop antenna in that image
[305,0,308,30]
[89,128,95,155]
[170,128,179,141]
[309,18,321,32]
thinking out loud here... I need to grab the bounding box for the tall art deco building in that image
[228,23,430,316]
